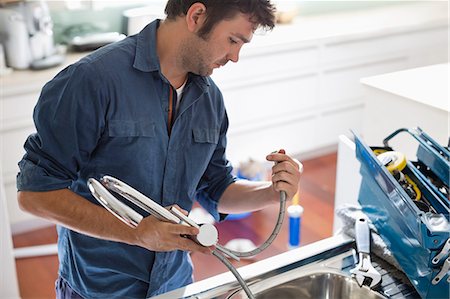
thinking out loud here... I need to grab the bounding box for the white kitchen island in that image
[361,63,449,159]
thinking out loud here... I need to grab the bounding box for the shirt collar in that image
[133,19,160,72]
[133,19,210,91]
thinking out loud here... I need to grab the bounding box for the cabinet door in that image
[1,127,36,182]
[1,93,38,131]
[212,44,319,85]
[315,105,364,148]
[319,57,408,106]
[226,116,317,165]
[223,73,318,129]
[1,91,39,227]
[406,28,448,68]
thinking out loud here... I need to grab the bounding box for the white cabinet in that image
[1,88,43,231]
[223,73,318,126]
[0,53,85,233]
[1,94,49,231]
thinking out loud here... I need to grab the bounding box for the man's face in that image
[180,13,255,76]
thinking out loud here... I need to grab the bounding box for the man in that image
[17,1,302,298]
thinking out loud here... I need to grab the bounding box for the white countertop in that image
[360,63,449,112]
[1,52,87,97]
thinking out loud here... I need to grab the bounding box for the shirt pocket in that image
[108,120,156,138]
[188,128,220,182]
[192,128,219,144]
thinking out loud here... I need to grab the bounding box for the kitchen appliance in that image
[354,128,450,299]
[0,0,64,69]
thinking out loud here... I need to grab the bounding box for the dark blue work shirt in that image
[17,20,236,298]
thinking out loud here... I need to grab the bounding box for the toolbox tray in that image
[353,129,450,299]
[383,127,449,205]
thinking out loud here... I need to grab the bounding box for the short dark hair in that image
[164,0,276,38]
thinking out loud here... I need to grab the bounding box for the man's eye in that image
[229,37,238,44]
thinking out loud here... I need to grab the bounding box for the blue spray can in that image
[288,204,304,249]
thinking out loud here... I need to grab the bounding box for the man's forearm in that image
[218,180,279,214]
[18,189,138,245]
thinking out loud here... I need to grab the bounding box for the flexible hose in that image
[211,191,287,298]
[212,249,255,299]
[228,191,287,258]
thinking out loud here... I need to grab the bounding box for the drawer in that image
[212,45,319,84]
[321,28,447,65]
[1,127,36,178]
[0,93,39,127]
[319,57,407,105]
[226,116,316,164]
[315,104,365,148]
[223,73,318,127]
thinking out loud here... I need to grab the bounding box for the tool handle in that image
[355,217,370,254]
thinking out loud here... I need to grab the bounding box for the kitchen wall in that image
[47,1,407,43]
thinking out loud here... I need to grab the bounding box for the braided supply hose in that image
[212,249,256,299]
[210,191,287,298]
[228,191,286,258]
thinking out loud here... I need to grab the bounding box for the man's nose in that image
[227,47,241,63]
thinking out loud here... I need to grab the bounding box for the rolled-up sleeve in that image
[195,111,237,221]
[17,62,107,191]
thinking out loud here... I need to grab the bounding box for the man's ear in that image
[185,2,207,33]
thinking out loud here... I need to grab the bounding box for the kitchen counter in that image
[1,52,87,97]
[360,63,449,159]
[151,234,352,299]
[361,63,449,113]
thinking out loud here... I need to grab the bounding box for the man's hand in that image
[133,205,212,254]
[266,149,303,202]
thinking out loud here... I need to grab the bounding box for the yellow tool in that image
[376,151,421,201]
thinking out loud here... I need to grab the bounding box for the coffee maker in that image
[0,0,64,70]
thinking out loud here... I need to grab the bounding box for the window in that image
[62,0,165,10]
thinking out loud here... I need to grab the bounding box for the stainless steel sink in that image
[151,235,416,299]
[227,269,386,299]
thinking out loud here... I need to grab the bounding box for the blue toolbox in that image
[353,127,450,299]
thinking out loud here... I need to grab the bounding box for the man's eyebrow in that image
[233,33,250,43]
